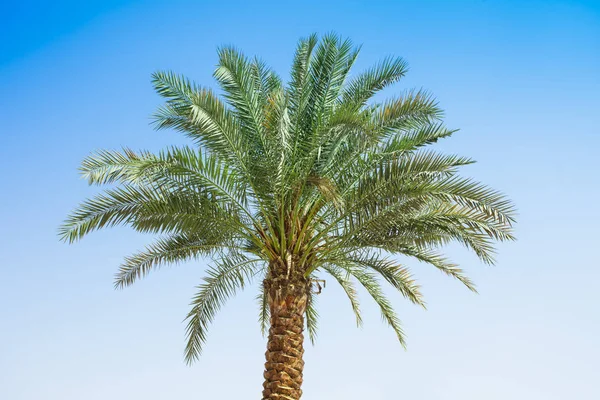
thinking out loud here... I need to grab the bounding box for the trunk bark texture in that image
[262,268,310,400]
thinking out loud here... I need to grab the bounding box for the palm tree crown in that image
[60,33,515,391]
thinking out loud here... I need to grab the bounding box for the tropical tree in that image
[60,33,515,399]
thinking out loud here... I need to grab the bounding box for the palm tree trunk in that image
[262,280,309,400]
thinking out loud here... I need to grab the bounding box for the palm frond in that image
[60,148,256,243]
[257,280,270,337]
[341,56,408,109]
[184,255,264,364]
[305,290,319,345]
[337,261,406,347]
[321,265,362,326]
[350,253,425,308]
[400,247,477,293]
[59,184,184,243]
[114,232,226,288]
[151,72,261,189]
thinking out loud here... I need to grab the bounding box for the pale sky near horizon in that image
[1,1,599,399]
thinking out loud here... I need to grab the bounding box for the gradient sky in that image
[1,1,599,399]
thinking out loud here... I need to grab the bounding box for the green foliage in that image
[60,33,516,364]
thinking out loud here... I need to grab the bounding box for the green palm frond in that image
[151,72,262,189]
[257,281,270,336]
[59,184,186,243]
[348,253,425,309]
[114,232,231,289]
[184,255,265,364]
[400,246,477,292]
[341,56,408,109]
[375,90,443,131]
[79,147,152,185]
[80,146,248,202]
[337,260,407,347]
[305,290,319,345]
[214,47,265,140]
[322,264,362,327]
[60,149,252,243]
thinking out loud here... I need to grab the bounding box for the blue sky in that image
[1,1,599,399]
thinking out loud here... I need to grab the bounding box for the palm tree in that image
[60,33,515,399]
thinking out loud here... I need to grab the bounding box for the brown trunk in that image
[262,275,310,400]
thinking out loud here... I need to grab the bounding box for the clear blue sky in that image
[1,1,598,399]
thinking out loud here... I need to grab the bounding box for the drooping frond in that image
[335,260,407,347]
[305,289,319,345]
[257,281,270,337]
[347,253,425,308]
[397,246,478,293]
[184,255,265,364]
[322,264,362,326]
